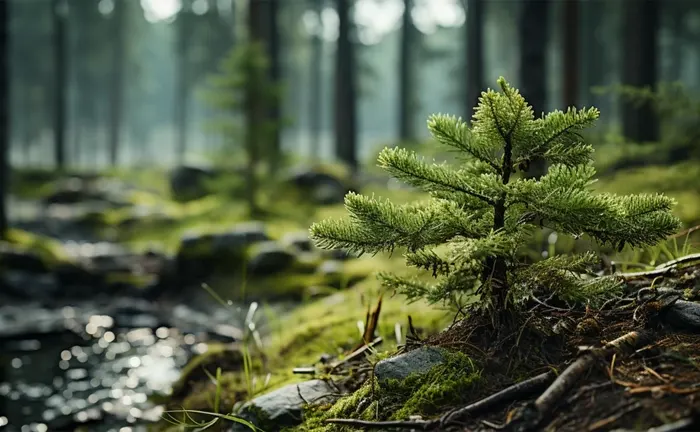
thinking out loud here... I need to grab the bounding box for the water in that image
[0,299,258,432]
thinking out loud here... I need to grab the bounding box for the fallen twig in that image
[440,371,556,426]
[509,330,653,432]
[618,253,700,280]
[328,337,383,374]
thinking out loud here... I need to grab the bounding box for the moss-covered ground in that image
[7,148,700,432]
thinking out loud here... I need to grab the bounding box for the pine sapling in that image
[309,77,681,324]
[202,42,283,217]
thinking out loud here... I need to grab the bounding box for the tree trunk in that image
[108,0,125,166]
[621,0,659,143]
[0,0,8,238]
[334,0,358,173]
[245,0,266,217]
[465,0,483,119]
[175,2,191,166]
[267,0,281,171]
[519,0,549,178]
[398,0,417,141]
[309,0,323,160]
[562,0,579,108]
[580,0,606,110]
[52,0,67,169]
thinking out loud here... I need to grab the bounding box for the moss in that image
[293,350,482,431]
[170,344,246,402]
[3,228,72,268]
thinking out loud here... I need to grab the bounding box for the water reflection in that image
[0,300,248,432]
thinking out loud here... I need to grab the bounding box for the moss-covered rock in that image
[1,228,71,269]
[293,349,482,431]
[246,241,298,276]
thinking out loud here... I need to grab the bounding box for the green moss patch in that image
[3,228,72,268]
[293,349,482,431]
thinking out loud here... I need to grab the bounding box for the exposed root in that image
[507,330,654,431]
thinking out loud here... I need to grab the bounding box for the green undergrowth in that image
[159,267,453,429]
[2,228,72,267]
[292,349,482,432]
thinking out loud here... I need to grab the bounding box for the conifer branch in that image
[310,76,681,317]
[378,147,497,205]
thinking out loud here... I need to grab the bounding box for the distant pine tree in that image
[310,77,680,322]
[202,42,283,217]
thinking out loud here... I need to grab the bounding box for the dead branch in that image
[618,253,700,281]
[509,330,653,432]
[440,371,556,426]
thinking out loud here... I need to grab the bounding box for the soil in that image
[416,263,700,432]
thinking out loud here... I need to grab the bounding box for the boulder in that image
[374,346,447,383]
[229,380,337,432]
[175,223,270,282]
[41,177,109,206]
[169,165,218,202]
[280,231,313,253]
[282,167,351,205]
[246,241,297,276]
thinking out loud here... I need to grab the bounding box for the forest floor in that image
[5,157,700,432]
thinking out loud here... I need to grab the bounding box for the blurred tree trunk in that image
[0,0,7,237]
[398,0,417,141]
[580,0,606,110]
[246,0,266,216]
[175,1,191,166]
[334,0,358,173]
[622,0,659,143]
[308,0,323,160]
[52,0,67,169]
[465,0,483,120]
[519,0,549,178]
[266,0,281,171]
[108,0,125,166]
[562,0,579,108]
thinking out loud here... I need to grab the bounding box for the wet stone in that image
[229,380,338,431]
[374,346,447,383]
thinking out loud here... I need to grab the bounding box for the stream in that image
[0,297,267,432]
[1,191,307,431]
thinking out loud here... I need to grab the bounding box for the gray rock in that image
[175,223,270,281]
[229,380,337,431]
[283,167,351,205]
[280,231,313,252]
[374,346,447,383]
[212,222,269,252]
[317,260,343,276]
[246,241,297,276]
[663,300,700,331]
[169,165,217,201]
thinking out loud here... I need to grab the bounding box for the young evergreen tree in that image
[202,42,282,217]
[310,78,680,324]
